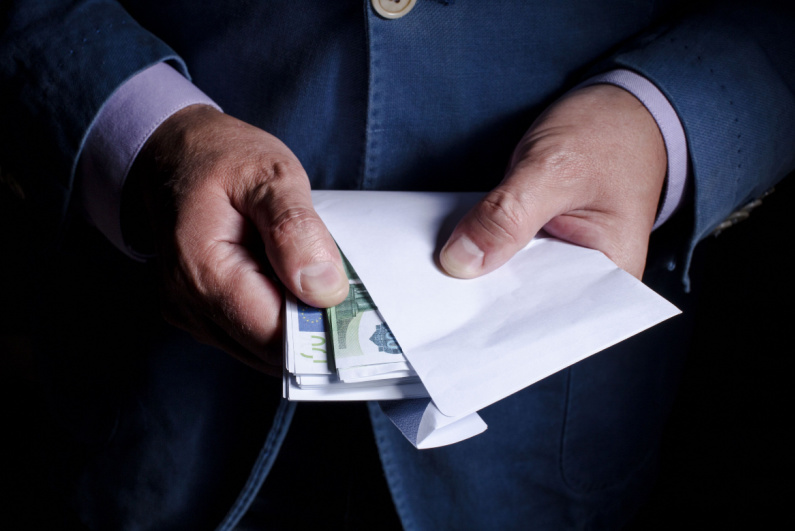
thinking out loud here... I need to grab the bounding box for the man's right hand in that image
[132,105,348,375]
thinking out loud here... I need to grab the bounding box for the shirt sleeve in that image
[77,62,221,260]
[577,69,689,230]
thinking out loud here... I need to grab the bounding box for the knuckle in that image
[256,156,306,188]
[517,128,594,182]
[265,159,303,184]
[266,206,326,253]
[532,144,590,183]
[237,155,301,187]
[229,153,308,204]
[475,188,529,246]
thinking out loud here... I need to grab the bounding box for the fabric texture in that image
[76,66,689,258]
[603,2,795,287]
[2,1,793,529]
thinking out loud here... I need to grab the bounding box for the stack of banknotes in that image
[283,255,429,400]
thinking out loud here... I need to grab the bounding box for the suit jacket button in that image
[372,0,416,19]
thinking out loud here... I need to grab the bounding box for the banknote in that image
[284,291,417,389]
[327,258,415,376]
[284,250,416,390]
[285,294,332,376]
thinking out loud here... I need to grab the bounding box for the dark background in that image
[2,174,792,529]
[627,174,794,529]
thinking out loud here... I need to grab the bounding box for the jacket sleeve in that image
[0,0,187,249]
[599,1,795,281]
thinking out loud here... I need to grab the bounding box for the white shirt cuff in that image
[77,62,221,259]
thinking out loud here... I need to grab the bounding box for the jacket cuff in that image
[77,62,221,260]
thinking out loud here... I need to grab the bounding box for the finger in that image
[197,318,283,377]
[205,242,285,363]
[159,262,283,375]
[188,315,281,375]
[543,211,650,280]
[237,160,349,308]
[167,189,287,360]
[164,301,282,376]
[439,168,569,278]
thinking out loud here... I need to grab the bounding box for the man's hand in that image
[440,84,668,280]
[133,105,348,375]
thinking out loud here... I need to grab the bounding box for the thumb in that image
[240,167,349,307]
[439,175,564,279]
[440,84,667,281]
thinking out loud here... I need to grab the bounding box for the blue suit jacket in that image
[2,1,794,529]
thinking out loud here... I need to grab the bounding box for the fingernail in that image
[441,235,484,278]
[299,261,345,297]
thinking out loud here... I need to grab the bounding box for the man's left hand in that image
[440,84,668,280]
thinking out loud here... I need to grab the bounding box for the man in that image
[2,1,793,528]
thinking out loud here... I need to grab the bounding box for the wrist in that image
[576,70,689,229]
[123,104,223,252]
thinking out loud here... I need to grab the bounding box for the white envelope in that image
[313,191,680,419]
